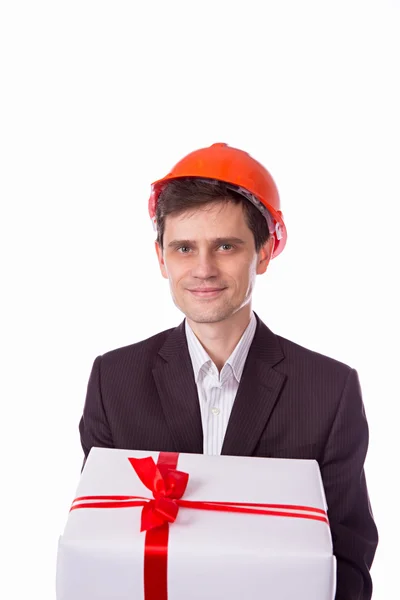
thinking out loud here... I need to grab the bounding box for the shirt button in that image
[211,407,220,416]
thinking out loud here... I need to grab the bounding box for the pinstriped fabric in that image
[185,312,256,455]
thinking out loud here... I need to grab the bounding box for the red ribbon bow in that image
[127,456,189,531]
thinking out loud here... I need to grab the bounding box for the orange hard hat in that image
[149,142,287,258]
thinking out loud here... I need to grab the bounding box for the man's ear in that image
[256,236,275,275]
[155,241,168,279]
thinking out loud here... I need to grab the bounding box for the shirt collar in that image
[185,312,257,383]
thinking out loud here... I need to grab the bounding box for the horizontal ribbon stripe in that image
[70,496,328,524]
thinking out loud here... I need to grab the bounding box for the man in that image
[79,142,378,599]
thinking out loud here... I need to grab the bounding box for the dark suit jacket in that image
[79,313,378,600]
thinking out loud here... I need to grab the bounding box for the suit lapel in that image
[153,314,286,457]
[152,320,203,454]
[221,315,286,456]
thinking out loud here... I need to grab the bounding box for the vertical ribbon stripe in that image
[143,452,179,600]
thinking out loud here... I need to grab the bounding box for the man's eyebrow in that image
[167,237,246,248]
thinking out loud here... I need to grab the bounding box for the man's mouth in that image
[187,287,226,298]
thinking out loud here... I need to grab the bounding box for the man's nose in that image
[190,250,219,279]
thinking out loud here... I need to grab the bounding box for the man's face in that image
[155,201,272,324]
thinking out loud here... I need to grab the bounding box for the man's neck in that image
[186,305,253,371]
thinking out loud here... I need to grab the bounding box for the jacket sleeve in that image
[321,368,378,600]
[79,355,115,465]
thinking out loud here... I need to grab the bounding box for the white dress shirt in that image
[185,312,257,455]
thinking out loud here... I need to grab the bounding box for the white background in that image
[1,1,399,598]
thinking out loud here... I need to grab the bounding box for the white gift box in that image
[56,448,336,600]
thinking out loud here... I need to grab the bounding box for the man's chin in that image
[182,306,235,324]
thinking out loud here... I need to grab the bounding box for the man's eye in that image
[176,244,234,253]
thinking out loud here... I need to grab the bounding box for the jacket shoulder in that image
[276,333,354,376]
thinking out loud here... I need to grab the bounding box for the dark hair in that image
[155,178,270,252]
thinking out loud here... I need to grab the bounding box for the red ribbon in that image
[71,452,329,600]
[128,453,187,531]
[139,453,180,600]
